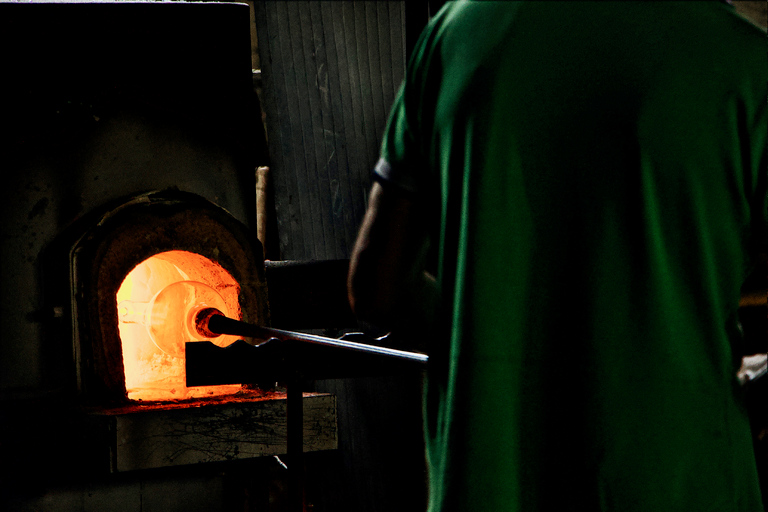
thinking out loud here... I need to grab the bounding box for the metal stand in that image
[287,371,305,512]
[186,315,428,512]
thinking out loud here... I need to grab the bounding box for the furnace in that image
[0,2,338,508]
[63,189,271,404]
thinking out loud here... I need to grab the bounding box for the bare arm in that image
[347,181,438,335]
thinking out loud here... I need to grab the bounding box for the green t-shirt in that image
[377,2,767,511]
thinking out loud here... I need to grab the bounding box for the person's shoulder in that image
[721,1,767,36]
[433,1,524,31]
[683,2,765,46]
[708,2,766,77]
[424,1,524,58]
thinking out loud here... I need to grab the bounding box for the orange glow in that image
[116,250,243,401]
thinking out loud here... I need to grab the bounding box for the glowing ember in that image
[116,250,243,401]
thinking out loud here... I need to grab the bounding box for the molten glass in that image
[116,251,243,401]
[118,281,232,357]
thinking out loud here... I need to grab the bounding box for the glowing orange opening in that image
[116,250,243,401]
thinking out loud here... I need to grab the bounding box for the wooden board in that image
[254,1,406,261]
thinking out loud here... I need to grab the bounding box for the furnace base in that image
[85,391,337,472]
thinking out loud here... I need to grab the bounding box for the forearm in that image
[348,181,437,333]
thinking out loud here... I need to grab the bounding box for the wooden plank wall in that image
[254,1,406,261]
[253,3,433,512]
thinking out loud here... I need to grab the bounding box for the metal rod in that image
[202,310,428,365]
[287,371,305,512]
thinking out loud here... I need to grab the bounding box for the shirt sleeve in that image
[374,80,426,194]
[374,77,421,193]
[374,11,443,195]
[373,157,420,194]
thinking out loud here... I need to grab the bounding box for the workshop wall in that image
[254,1,406,261]
[253,3,432,512]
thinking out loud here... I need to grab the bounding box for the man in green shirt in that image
[348,1,767,510]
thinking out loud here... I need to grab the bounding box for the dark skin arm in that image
[347,181,438,339]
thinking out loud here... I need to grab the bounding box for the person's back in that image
[375,1,767,510]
